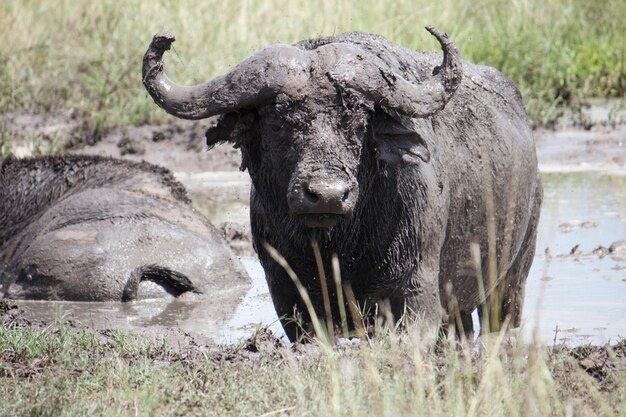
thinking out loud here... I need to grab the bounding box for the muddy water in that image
[523,172,626,344]
[11,171,626,345]
[188,170,626,345]
[12,257,283,345]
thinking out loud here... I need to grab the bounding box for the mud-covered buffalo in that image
[0,155,249,301]
[143,27,542,341]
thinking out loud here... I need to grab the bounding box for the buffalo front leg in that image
[389,267,442,338]
[265,270,311,342]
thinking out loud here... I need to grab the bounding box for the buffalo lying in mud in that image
[0,155,248,301]
[143,27,542,341]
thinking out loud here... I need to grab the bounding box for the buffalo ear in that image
[205,111,255,149]
[372,110,431,165]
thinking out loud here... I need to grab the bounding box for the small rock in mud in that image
[609,240,626,259]
[117,136,146,155]
[152,131,166,142]
[592,245,609,258]
[569,244,582,256]
[557,221,598,234]
[579,357,601,371]
[580,221,598,229]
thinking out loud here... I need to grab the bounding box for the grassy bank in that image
[0,319,624,417]
[1,0,624,132]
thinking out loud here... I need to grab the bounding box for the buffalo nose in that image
[297,179,351,214]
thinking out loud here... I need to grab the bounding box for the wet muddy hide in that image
[0,155,249,301]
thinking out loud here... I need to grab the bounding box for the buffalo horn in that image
[142,32,308,120]
[328,26,463,117]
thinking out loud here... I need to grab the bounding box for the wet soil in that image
[0,111,241,172]
[535,125,626,171]
[550,338,626,392]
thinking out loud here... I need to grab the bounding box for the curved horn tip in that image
[424,26,451,45]
[150,31,176,52]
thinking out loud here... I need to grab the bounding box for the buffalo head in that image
[142,27,462,230]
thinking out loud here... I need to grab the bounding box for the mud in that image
[535,124,626,172]
[549,339,626,392]
[0,111,240,173]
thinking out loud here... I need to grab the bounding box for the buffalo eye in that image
[371,110,431,165]
[260,113,284,134]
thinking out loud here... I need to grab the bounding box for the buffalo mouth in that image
[298,213,345,228]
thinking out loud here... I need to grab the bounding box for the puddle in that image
[12,258,283,345]
[9,172,626,346]
[522,172,626,345]
[191,170,626,345]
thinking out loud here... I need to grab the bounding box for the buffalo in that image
[0,155,249,301]
[142,27,542,341]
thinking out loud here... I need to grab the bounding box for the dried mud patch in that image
[72,119,242,173]
[1,111,241,173]
[0,110,94,156]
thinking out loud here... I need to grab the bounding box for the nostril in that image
[342,189,350,202]
[293,178,353,215]
[303,187,320,204]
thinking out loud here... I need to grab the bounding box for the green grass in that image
[0,0,624,130]
[1,321,624,417]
